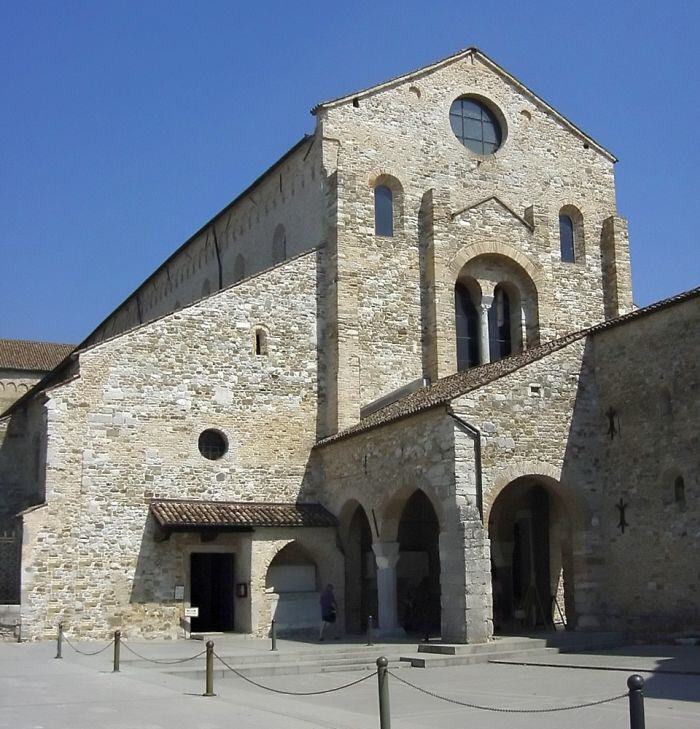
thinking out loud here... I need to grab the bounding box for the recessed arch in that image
[487,471,584,632]
[559,204,585,262]
[448,242,544,291]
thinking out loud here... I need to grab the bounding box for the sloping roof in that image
[150,499,338,529]
[312,46,616,162]
[317,286,700,447]
[0,339,74,373]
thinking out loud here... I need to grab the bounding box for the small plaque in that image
[184,607,199,618]
[174,585,185,600]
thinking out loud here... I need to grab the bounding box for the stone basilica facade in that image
[1,47,697,642]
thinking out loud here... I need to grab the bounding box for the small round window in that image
[449,97,503,155]
[198,429,228,460]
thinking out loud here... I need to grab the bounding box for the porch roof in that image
[149,499,338,531]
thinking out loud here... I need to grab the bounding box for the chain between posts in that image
[388,670,628,713]
[213,651,376,695]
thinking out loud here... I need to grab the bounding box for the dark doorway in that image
[344,505,377,633]
[489,482,564,632]
[397,490,441,637]
[190,553,235,632]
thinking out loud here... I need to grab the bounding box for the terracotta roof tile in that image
[0,339,74,372]
[317,286,700,446]
[150,499,338,529]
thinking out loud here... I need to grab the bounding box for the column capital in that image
[372,541,400,569]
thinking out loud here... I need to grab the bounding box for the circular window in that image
[198,429,228,460]
[449,97,503,155]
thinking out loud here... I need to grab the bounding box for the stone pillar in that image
[372,542,400,633]
[478,301,492,364]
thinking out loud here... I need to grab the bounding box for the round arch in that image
[487,467,584,633]
[447,242,544,291]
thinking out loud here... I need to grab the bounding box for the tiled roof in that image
[0,339,74,372]
[317,286,700,447]
[150,499,338,529]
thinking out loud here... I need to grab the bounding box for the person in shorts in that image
[319,584,338,641]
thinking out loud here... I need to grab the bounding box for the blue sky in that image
[1,1,698,344]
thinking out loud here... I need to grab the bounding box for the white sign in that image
[184,607,199,618]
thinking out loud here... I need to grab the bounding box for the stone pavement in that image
[1,639,698,728]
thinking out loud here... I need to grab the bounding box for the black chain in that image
[120,642,206,664]
[63,634,114,656]
[388,671,627,713]
[214,651,376,695]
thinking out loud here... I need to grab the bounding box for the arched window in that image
[674,476,686,506]
[272,224,287,264]
[374,185,393,236]
[488,285,512,361]
[455,283,480,370]
[254,327,268,356]
[559,214,576,263]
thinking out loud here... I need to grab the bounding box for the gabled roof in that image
[312,46,616,162]
[0,339,74,373]
[316,286,700,447]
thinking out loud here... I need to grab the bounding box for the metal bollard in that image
[204,640,215,697]
[55,622,63,659]
[113,630,121,672]
[627,674,645,729]
[271,619,277,652]
[376,656,391,729]
[367,615,374,646]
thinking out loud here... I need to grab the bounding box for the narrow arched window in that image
[559,214,576,263]
[488,285,512,361]
[374,185,393,236]
[674,476,686,506]
[455,283,480,370]
[254,328,268,356]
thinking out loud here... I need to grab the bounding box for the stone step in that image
[120,645,401,669]
[161,656,407,679]
[417,631,625,656]
[401,647,560,668]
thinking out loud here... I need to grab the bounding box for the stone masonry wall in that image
[591,298,699,633]
[319,408,491,643]
[84,139,326,349]
[18,251,325,639]
[318,51,629,424]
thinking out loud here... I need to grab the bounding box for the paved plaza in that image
[0,638,698,728]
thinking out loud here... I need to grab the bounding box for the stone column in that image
[479,300,492,364]
[372,542,400,633]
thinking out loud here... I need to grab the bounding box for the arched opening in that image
[397,490,441,637]
[489,477,575,633]
[455,280,480,369]
[254,327,268,356]
[265,541,319,632]
[342,504,377,632]
[559,206,584,263]
[488,283,513,361]
[374,185,394,236]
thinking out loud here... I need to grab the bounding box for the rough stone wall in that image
[450,295,699,634]
[17,251,326,639]
[84,139,326,349]
[591,298,699,632]
[317,51,629,423]
[319,408,491,643]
